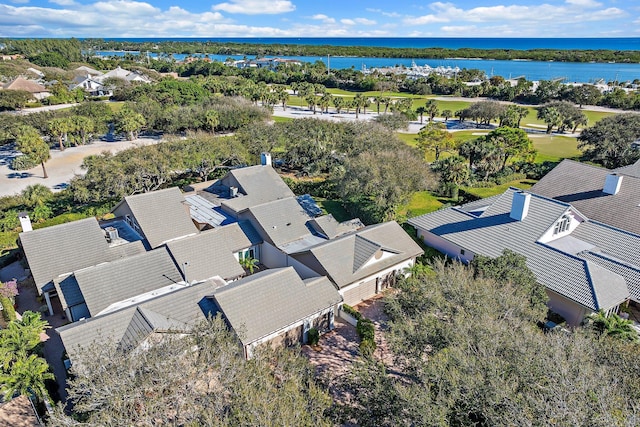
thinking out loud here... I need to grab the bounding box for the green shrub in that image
[359,338,376,357]
[11,155,39,171]
[308,327,320,346]
[342,304,362,321]
[356,318,375,342]
[0,295,17,321]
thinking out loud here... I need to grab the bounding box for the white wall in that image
[260,242,288,268]
[417,229,475,263]
[547,290,589,326]
[538,209,583,244]
[339,258,415,295]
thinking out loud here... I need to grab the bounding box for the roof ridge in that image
[584,218,640,239]
[584,250,640,272]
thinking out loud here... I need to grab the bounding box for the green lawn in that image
[314,198,352,222]
[272,116,293,123]
[529,134,580,162]
[107,101,125,113]
[399,191,450,218]
[462,179,536,199]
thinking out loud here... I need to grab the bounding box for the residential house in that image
[529,159,640,235]
[2,77,50,100]
[58,279,224,371]
[19,217,145,316]
[70,75,112,97]
[290,221,424,306]
[111,187,198,249]
[209,267,342,358]
[54,247,184,322]
[74,65,103,77]
[95,66,151,84]
[408,188,640,325]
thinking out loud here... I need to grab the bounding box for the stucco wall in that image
[417,229,475,263]
[547,289,589,326]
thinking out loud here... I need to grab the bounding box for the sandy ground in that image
[0,136,162,197]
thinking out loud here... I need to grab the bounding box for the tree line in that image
[80,39,640,63]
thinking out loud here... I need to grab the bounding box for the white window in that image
[553,215,571,235]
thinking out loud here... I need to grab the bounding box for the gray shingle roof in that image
[211,267,342,345]
[113,187,198,249]
[244,197,316,248]
[73,247,183,316]
[166,224,250,282]
[20,217,145,294]
[530,159,640,235]
[220,166,295,214]
[308,215,364,239]
[615,159,640,179]
[408,188,631,311]
[292,221,423,289]
[58,280,220,366]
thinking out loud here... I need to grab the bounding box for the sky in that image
[0,0,638,38]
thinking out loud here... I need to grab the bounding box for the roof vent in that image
[603,174,623,195]
[105,226,119,242]
[510,191,531,222]
[260,152,272,167]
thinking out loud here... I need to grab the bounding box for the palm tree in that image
[589,310,639,342]
[319,93,333,114]
[21,184,52,208]
[374,95,383,114]
[433,155,469,199]
[15,125,50,179]
[416,106,427,124]
[333,96,345,114]
[442,109,453,122]
[381,96,391,114]
[278,90,289,111]
[353,94,366,119]
[0,354,54,402]
[240,257,259,274]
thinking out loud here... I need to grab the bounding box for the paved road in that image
[0,136,162,198]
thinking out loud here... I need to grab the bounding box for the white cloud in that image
[354,18,376,25]
[340,19,355,25]
[311,14,335,24]
[566,0,602,7]
[49,0,77,5]
[404,14,449,25]
[212,0,294,15]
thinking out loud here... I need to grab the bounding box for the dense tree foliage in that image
[70,133,248,203]
[48,317,332,426]
[1,38,82,63]
[14,125,50,179]
[578,113,640,168]
[331,257,640,426]
[0,311,53,403]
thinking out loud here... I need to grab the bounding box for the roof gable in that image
[113,187,197,249]
[20,217,110,292]
[295,221,423,289]
[212,267,342,344]
[219,166,295,213]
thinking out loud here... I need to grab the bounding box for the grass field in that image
[272,116,293,123]
[314,198,352,222]
[462,179,536,199]
[398,191,451,218]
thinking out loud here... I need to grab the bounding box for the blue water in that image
[98,37,640,51]
[98,50,640,83]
